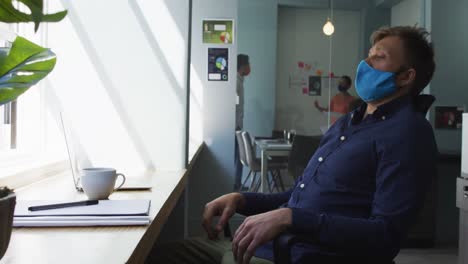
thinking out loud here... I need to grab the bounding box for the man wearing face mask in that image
[314,75,356,124]
[147,26,437,264]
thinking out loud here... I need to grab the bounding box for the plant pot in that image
[0,191,15,260]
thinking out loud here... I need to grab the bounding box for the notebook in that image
[13,200,151,227]
[15,200,151,216]
[60,112,152,191]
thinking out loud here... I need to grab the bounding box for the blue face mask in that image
[355,60,398,102]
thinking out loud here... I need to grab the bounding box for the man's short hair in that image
[370,26,435,97]
[341,75,352,87]
[238,54,249,71]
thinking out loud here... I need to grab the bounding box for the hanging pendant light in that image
[323,0,334,36]
[323,18,334,36]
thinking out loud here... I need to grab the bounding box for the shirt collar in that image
[351,95,412,124]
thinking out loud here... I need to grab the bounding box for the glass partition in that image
[238,3,367,138]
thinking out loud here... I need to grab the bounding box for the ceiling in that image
[278,0,397,10]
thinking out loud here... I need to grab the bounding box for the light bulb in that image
[323,19,335,36]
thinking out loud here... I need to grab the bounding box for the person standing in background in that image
[234,54,251,190]
[314,75,356,123]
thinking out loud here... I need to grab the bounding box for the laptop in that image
[59,112,152,191]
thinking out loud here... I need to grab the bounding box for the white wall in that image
[391,0,422,26]
[391,0,432,98]
[275,7,361,135]
[188,0,237,236]
[361,3,391,58]
[431,0,468,154]
[46,0,189,173]
[238,0,278,138]
[389,0,468,154]
[463,114,468,177]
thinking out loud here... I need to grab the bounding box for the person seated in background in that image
[146,25,437,264]
[314,75,356,124]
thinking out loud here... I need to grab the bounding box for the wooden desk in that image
[0,169,187,264]
[255,139,291,193]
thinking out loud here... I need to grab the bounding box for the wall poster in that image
[203,19,234,44]
[208,48,228,81]
[435,106,464,129]
[308,76,322,96]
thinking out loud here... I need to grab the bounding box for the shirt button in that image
[318,157,323,162]
[340,136,346,141]
[300,183,305,188]
[382,116,386,120]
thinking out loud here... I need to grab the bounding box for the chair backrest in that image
[414,94,435,115]
[272,130,283,139]
[241,131,256,167]
[287,135,322,180]
[236,131,248,167]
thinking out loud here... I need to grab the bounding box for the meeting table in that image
[254,139,292,193]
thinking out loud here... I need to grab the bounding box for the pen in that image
[28,200,99,212]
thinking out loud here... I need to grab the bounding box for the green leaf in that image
[0,87,28,104]
[0,36,56,105]
[0,0,67,32]
[0,48,8,68]
[0,36,46,76]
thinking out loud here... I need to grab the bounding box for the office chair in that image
[273,94,436,264]
[287,135,322,181]
[272,130,284,139]
[253,130,283,140]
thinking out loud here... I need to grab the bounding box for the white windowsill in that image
[0,155,69,189]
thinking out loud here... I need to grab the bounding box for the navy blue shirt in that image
[239,96,438,262]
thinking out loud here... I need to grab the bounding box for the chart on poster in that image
[208,48,228,81]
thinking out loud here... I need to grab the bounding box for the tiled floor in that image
[395,248,458,264]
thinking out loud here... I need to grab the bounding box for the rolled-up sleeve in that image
[238,189,292,216]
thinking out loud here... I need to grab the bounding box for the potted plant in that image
[0,187,14,259]
[0,0,66,259]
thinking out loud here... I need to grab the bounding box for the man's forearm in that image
[289,208,411,258]
[237,189,292,216]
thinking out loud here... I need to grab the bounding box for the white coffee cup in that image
[80,168,126,200]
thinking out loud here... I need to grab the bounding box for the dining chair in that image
[242,131,287,192]
[253,130,290,166]
[236,131,255,191]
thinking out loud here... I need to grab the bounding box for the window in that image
[0,23,14,152]
[0,6,66,176]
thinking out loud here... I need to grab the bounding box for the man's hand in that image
[202,193,245,240]
[314,100,324,112]
[232,208,292,264]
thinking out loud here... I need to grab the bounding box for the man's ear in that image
[397,68,416,88]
